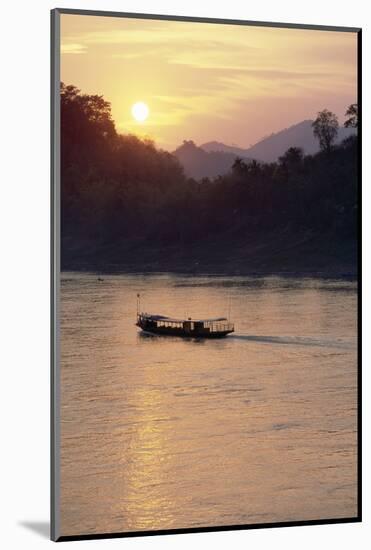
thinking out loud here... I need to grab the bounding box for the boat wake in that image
[230,334,355,349]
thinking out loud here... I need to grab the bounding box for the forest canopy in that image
[61,84,358,275]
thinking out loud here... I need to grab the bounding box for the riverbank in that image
[61,230,357,279]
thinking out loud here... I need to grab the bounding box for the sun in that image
[131,102,149,122]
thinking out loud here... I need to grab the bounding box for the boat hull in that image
[136,323,233,338]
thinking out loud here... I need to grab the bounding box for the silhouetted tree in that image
[278,147,304,168]
[344,104,358,128]
[247,159,262,177]
[232,157,248,176]
[312,109,339,152]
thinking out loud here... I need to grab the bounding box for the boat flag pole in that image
[137,293,140,316]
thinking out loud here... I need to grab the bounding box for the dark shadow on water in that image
[18,521,49,539]
[137,330,354,350]
[138,331,207,344]
[230,334,354,349]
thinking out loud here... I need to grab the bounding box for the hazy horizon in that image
[61,14,357,151]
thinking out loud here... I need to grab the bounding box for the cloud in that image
[61,43,87,55]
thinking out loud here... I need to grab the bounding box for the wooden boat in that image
[136,312,234,338]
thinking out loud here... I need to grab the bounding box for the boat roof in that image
[140,313,228,323]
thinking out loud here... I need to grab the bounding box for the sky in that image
[60,14,358,151]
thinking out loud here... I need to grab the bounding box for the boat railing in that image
[208,322,234,332]
[156,320,183,329]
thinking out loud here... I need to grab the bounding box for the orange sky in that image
[60,14,357,151]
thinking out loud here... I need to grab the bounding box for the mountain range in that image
[173,120,356,179]
[173,140,252,180]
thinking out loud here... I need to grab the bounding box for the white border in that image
[1,1,368,548]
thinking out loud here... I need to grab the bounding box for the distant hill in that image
[201,120,356,163]
[173,140,252,180]
[201,141,253,158]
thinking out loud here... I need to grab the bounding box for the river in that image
[59,272,358,536]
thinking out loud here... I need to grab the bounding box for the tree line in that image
[60,83,358,270]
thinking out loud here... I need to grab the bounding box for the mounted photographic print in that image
[51,8,361,542]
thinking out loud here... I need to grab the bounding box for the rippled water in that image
[59,273,358,537]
